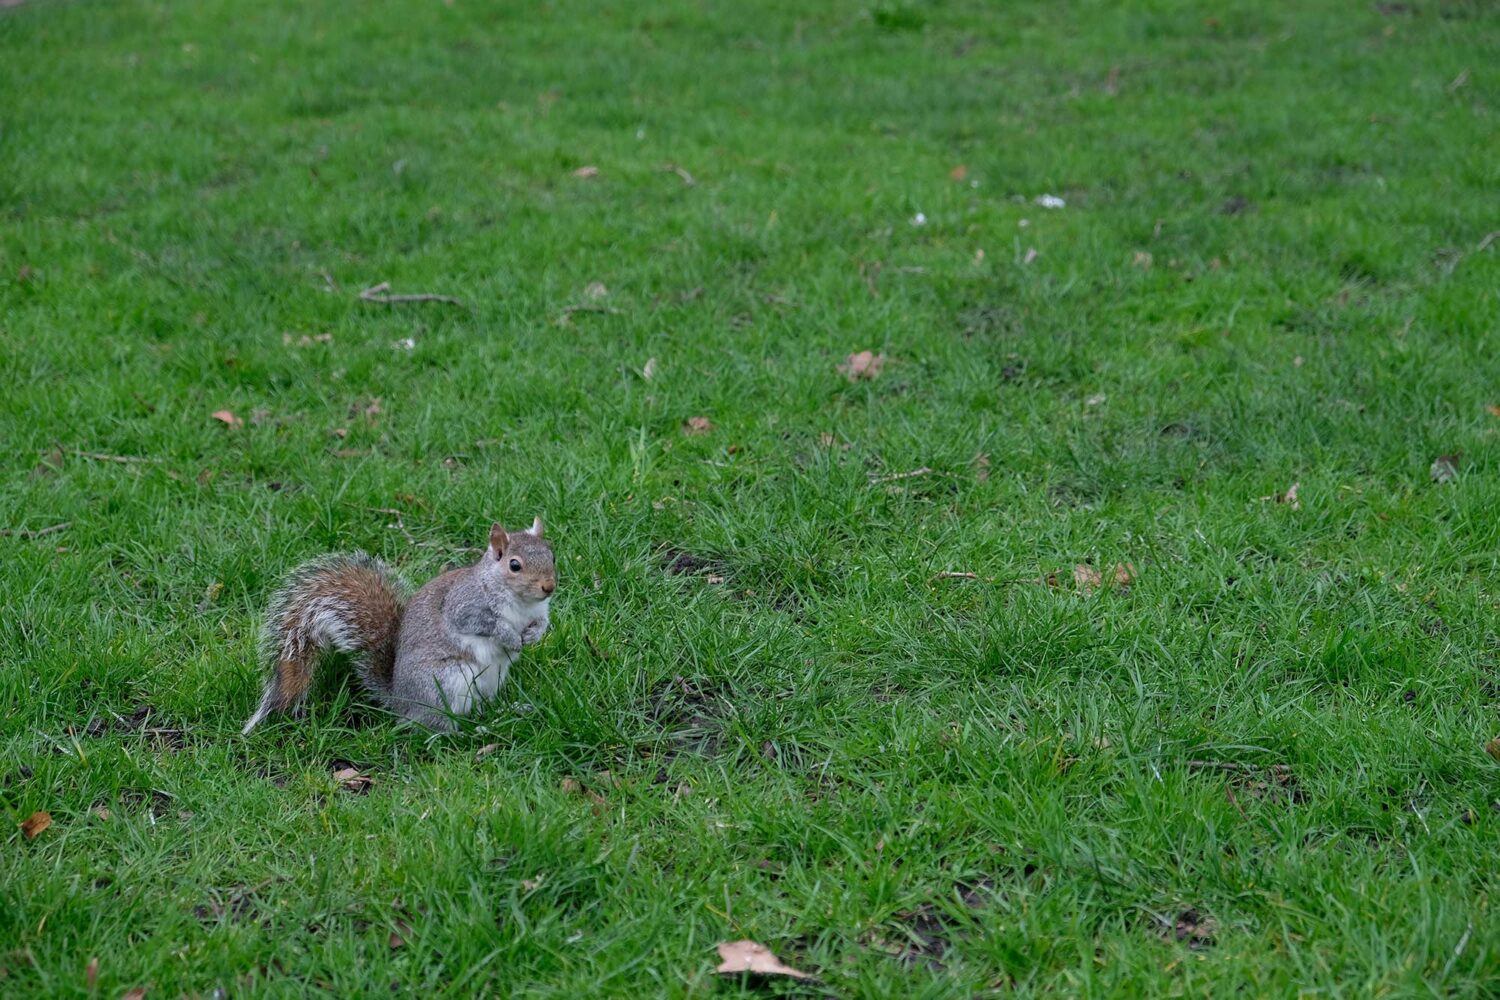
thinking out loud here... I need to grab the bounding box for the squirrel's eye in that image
[509,559,522,572]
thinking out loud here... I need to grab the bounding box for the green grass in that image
[3,0,1499,994]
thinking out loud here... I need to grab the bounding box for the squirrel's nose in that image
[542,580,555,595]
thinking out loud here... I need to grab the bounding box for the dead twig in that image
[1186,760,1292,780]
[67,449,161,465]
[661,163,696,187]
[556,303,624,325]
[1,521,71,539]
[358,281,465,308]
[1477,232,1498,254]
[869,466,933,484]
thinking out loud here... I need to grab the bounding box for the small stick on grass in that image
[556,303,624,325]
[869,466,933,484]
[67,449,161,465]
[358,281,465,308]
[1,521,71,539]
[661,163,696,186]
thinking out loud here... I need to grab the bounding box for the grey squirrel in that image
[242,519,556,733]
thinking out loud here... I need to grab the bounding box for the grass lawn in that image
[3,0,1499,994]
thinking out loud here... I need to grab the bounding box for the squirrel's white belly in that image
[444,635,520,715]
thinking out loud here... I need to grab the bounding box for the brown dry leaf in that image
[974,452,990,482]
[683,416,713,435]
[93,806,112,821]
[20,810,51,840]
[352,397,383,424]
[584,281,608,300]
[838,350,886,382]
[949,164,968,182]
[1112,562,1137,587]
[85,957,99,989]
[332,767,373,793]
[474,743,501,762]
[520,875,545,892]
[715,940,814,981]
[560,777,583,794]
[572,165,600,178]
[1133,250,1153,269]
[1261,482,1301,510]
[210,409,242,428]
[1486,405,1500,418]
[1073,565,1103,591]
[1430,454,1460,484]
[1485,737,1500,762]
[122,990,146,1000]
[388,920,412,950]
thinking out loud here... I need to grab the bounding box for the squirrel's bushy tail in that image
[242,553,407,734]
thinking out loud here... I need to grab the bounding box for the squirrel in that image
[242,519,556,733]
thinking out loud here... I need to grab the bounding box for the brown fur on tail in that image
[242,553,407,734]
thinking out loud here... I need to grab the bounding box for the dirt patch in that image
[1188,759,1303,804]
[646,675,729,758]
[869,879,999,971]
[115,787,176,816]
[659,546,728,580]
[193,878,275,926]
[1168,907,1216,949]
[81,704,189,750]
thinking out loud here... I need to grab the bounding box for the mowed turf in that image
[3,0,1499,995]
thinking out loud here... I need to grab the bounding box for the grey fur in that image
[244,526,555,733]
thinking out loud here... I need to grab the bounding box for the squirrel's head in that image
[484,517,556,603]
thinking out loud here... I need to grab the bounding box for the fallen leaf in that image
[974,453,990,482]
[521,875,545,892]
[332,767,373,793]
[572,165,600,178]
[352,397,383,424]
[197,581,223,611]
[584,281,608,300]
[1022,246,1039,264]
[1133,250,1153,269]
[93,806,111,821]
[560,777,583,794]
[706,574,726,585]
[683,416,713,435]
[210,410,242,428]
[715,940,814,981]
[1073,565,1103,590]
[641,357,657,380]
[1431,454,1460,484]
[1112,562,1137,587]
[949,164,968,181]
[838,350,886,382]
[1486,405,1500,418]
[388,921,411,950]
[122,989,146,1000]
[1086,393,1107,407]
[20,811,51,840]
[474,743,500,762]
[85,957,98,989]
[1260,482,1301,510]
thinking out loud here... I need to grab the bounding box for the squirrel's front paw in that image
[520,620,547,645]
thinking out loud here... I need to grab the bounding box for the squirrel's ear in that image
[488,522,508,554]
[530,516,544,537]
